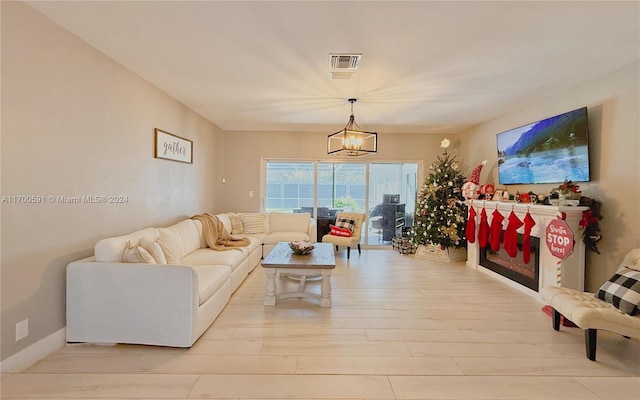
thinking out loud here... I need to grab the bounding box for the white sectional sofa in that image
[66,212,316,347]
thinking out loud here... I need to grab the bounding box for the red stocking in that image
[503,211,524,258]
[489,209,505,252]
[466,206,477,243]
[522,212,536,264]
[478,208,490,248]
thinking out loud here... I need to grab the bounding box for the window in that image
[264,162,313,211]
[263,160,419,246]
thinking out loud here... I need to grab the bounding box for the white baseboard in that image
[0,328,66,373]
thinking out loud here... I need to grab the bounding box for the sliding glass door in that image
[368,163,418,244]
[317,163,366,212]
[264,160,419,246]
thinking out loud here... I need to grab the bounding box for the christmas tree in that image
[411,139,467,249]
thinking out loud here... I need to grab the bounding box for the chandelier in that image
[327,98,377,156]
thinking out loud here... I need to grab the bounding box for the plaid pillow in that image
[595,267,640,315]
[335,217,356,233]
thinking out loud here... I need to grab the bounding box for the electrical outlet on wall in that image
[16,319,28,341]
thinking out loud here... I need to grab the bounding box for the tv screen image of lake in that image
[499,146,589,184]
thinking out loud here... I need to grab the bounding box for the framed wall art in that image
[154,128,193,164]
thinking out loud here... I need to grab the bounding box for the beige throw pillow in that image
[140,238,167,264]
[123,240,157,264]
[230,214,244,234]
[242,213,265,234]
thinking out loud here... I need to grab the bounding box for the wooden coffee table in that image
[261,242,336,307]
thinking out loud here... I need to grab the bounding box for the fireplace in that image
[480,233,540,292]
[466,201,587,298]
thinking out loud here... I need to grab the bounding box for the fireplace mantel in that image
[466,200,588,298]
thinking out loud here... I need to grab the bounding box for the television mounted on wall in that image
[496,107,590,185]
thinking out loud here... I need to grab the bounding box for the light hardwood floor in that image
[2,249,639,399]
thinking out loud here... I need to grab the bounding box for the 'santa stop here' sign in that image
[546,217,574,261]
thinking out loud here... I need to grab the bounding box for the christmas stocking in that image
[522,212,536,264]
[503,211,524,258]
[478,208,490,248]
[489,209,505,252]
[466,206,477,243]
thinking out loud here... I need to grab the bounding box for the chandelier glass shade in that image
[327,99,377,156]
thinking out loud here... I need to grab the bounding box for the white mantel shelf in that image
[465,200,589,300]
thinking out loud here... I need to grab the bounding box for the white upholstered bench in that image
[541,248,640,361]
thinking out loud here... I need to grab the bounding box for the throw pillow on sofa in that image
[242,213,265,234]
[140,238,167,264]
[595,267,640,315]
[123,240,157,264]
[230,214,244,234]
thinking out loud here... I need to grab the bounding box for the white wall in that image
[458,61,640,291]
[1,1,222,361]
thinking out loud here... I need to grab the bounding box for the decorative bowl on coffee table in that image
[289,241,314,255]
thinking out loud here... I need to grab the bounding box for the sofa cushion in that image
[94,228,160,262]
[181,248,247,270]
[191,265,231,306]
[269,212,310,233]
[595,267,640,315]
[191,219,207,249]
[263,231,309,245]
[242,213,266,234]
[140,238,167,264]
[157,219,202,264]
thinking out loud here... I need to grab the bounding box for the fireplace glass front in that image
[479,233,540,291]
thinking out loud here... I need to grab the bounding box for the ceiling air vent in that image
[329,53,361,79]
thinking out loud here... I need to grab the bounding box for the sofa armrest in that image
[66,257,198,347]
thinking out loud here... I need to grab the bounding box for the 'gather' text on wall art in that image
[154,128,193,164]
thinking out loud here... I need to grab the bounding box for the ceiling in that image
[26,1,639,134]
